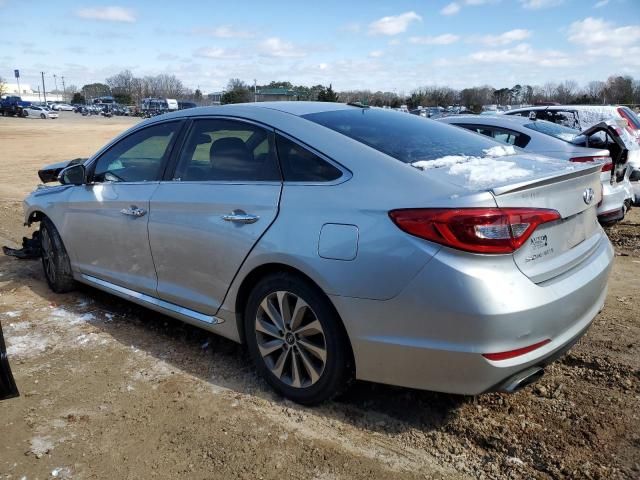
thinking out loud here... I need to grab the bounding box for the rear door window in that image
[173,119,280,182]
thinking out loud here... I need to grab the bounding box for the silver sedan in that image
[23,103,613,404]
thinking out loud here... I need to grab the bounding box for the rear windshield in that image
[523,120,580,142]
[302,108,503,163]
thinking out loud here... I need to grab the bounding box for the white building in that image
[1,82,64,102]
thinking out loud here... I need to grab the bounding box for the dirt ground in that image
[0,113,638,480]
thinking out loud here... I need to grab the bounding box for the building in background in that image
[1,82,64,102]
[256,88,299,102]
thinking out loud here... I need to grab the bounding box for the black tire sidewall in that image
[40,218,75,293]
[244,273,352,405]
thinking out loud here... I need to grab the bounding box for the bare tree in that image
[0,76,6,98]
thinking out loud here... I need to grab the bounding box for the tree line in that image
[42,71,639,109]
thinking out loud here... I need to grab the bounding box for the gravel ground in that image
[0,114,638,479]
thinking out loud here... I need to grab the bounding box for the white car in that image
[52,103,74,111]
[23,106,58,119]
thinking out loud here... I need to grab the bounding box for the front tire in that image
[244,272,353,405]
[40,217,75,293]
[40,113,46,119]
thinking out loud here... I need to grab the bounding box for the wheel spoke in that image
[256,316,282,339]
[294,319,323,337]
[298,339,327,363]
[270,347,290,379]
[289,297,308,331]
[291,351,302,388]
[260,298,284,331]
[258,338,284,357]
[277,291,291,328]
[297,346,321,384]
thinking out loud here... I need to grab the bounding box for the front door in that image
[148,118,282,314]
[63,121,182,295]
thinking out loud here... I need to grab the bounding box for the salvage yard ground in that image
[0,113,638,479]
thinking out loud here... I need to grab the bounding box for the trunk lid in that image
[491,164,603,283]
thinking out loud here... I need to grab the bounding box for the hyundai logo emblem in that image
[583,187,595,205]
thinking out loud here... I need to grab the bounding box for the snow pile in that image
[449,158,532,186]
[557,132,577,142]
[412,145,517,171]
[411,144,531,185]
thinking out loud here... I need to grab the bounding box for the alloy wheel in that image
[255,290,327,388]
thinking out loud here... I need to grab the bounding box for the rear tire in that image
[40,217,75,293]
[244,272,353,405]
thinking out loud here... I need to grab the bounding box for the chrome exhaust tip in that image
[498,367,544,393]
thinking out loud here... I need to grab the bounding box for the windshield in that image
[523,120,580,142]
[302,108,505,164]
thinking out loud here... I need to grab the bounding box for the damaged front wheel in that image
[40,217,75,293]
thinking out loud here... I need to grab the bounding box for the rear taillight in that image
[388,208,561,254]
[482,339,551,361]
[570,155,612,172]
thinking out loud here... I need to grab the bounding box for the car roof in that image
[508,105,618,113]
[165,101,357,119]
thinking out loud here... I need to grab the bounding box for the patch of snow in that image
[29,436,54,456]
[482,145,516,157]
[6,332,49,357]
[449,158,532,186]
[412,155,470,170]
[50,307,96,325]
[1,311,21,318]
[506,456,525,466]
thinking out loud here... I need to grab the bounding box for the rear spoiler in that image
[38,158,87,183]
[491,163,602,196]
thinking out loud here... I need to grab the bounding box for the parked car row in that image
[5,102,615,405]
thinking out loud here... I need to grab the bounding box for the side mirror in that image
[58,164,86,185]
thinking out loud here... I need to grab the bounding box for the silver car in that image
[437,114,632,223]
[23,103,613,404]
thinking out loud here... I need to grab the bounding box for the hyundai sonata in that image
[22,102,613,404]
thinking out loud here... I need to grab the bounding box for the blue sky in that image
[0,0,638,94]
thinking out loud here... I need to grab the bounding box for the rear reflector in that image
[482,339,551,361]
[388,208,561,254]
[570,155,612,172]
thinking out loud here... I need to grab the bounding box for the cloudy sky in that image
[0,0,638,94]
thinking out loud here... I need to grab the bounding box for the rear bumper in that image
[597,182,626,221]
[331,233,614,395]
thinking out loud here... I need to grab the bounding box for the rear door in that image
[148,118,282,315]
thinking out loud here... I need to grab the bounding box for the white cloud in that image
[192,25,253,38]
[441,2,461,15]
[368,50,384,58]
[593,0,609,7]
[259,37,306,58]
[469,43,575,67]
[368,11,422,36]
[341,22,361,33]
[478,29,531,46]
[568,17,640,47]
[409,34,460,45]
[193,47,240,59]
[74,6,136,23]
[519,0,563,9]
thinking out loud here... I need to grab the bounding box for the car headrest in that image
[209,137,255,179]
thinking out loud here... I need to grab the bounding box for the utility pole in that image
[254,79,257,103]
[61,76,66,102]
[37,86,41,103]
[41,72,47,104]
[53,74,58,96]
